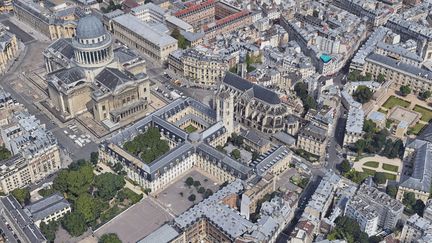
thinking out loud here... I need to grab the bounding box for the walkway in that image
[353,155,402,181]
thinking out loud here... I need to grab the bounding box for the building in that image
[397,125,432,203]
[24,193,71,227]
[174,0,216,30]
[216,72,291,134]
[168,48,231,87]
[400,214,432,243]
[13,0,80,40]
[111,14,178,62]
[239,129,271,153]
[45,14,151,129]
[297,123,328,158]
[345,184,404,236]
[0,24,19,73]
[0,111,61,194]
[0,196,46,243]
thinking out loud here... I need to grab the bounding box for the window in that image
[102,105,106,111]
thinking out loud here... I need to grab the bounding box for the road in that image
[0,14,98,163]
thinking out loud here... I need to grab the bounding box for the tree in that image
[171,28,188,49]
[403,192,416,207]
[347,70,361,81]
[420,91,432,100]
[204,189,213,199]
[99,233,121,243]
[373,172,387,184]
[304,95,317,110]
[386,185,397,198]
[193,180,201,188]
[327,216,369,243]
[188,194,196,202]
[413,199,425,216]
[75,193,102,223]
[11,188,30,205]
[368,236,382,243]
[0,146,11,160]
[94,173,125,201]
[198,187,205,194]
[185,177,194,187]
[123,128,170,163]
[363,120,377,134]
[353,86,373,104]
[40,221,58,243]
[230,149,241,160]
[338,160,351,174]
[399,85,411,96]
[355,139,368,155]
[377,73,385,83]
[90,152,99,165]
[62,212,87,237]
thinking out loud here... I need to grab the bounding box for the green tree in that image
[75,193,103,223]
[338,160,351,174]
[0,146,11,160]
[368,236,382,243]
[420,91,432,100]
[99,233,121,243]
[403,192,416,207]
[373,172,387,184]
[386,185,398,198]
[40,221,58,243]
[94,173,125,201]
[185,177,194,187]
[188,194,196,202]
[198,187,205,194]
[230,149,241,160]
[204,189,213,199]
[171,28,188,49]
[355,139,368,155]
[399,85,411,96]
[328,216,369,243]
[90,152,99,165]
[11,188,30,205]
[377,73,385,83]
[353,86,373,104]
[62,212,87,237]
[193,180,201,188]
[304,95,317,110]
[363,120,377,134]
[347,70,361,81]
[294,82,308,100]
[413,199,425,216]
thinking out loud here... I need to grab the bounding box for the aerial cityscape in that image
[0,0,430,242]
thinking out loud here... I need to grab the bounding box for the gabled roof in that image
[52,66,86,85]
[95,68,133,91]
[222,72,281,104]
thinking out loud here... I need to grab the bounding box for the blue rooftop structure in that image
[320,54,332,63]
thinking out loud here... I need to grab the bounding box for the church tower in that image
[216,90,235,135]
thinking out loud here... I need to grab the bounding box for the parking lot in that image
[63,123,92,148]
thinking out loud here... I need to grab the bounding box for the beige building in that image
[364,53,432,92]
[400,214,432,243]
[25,193,71,227]
[168,48,230,87]
[13,0,78,40]
[111,14,178,62]
[46,15,150,129]
[0,26,19,73]
[297,123,328,158]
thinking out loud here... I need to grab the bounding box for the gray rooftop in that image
[76,15,106,39]
[25,193,70,221]
[137,224,179,243]
[400,142,432,193]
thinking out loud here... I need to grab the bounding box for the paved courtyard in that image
[155,169,220,215]
[94,198,173,243]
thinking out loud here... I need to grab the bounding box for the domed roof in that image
[76,15,106,39]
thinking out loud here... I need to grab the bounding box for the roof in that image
[400,142,432,192]
[174,0,215,17]
[138,224,179,243]
[51,66,86,85]
[25,193,70,221]
[222,72,281,104]
[46,38,74,59]
[113,14,177,47]
[95,67,133,91]
[76,15,106,39]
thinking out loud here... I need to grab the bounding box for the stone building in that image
[45,15,150,129]
[216,72,291,134]
[0,25,19,73]
[296,123,328,158]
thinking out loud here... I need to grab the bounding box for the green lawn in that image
[410,123,427,135]
[361,168,397,181]
[185,124,198,133]
[363,161,379,168]
[413,105,432,123]
[377,108,388,114]
[382,163,399,172]
[382,96,411,109]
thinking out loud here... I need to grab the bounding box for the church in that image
[44,14,149,129]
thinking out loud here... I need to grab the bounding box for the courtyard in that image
[353,155,402,181]
[154,169,220,215]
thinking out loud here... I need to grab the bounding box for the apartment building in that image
[24,193,71,226]
[400,214,432,243]
[111,14,178,62]
[174,0,216,30]
[297,123,328,158]
[0,111,60,193]
[345,184,404,236]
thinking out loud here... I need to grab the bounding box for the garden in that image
[382,96,411,110]
[123,127,170,163]
[413,105,432,123]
